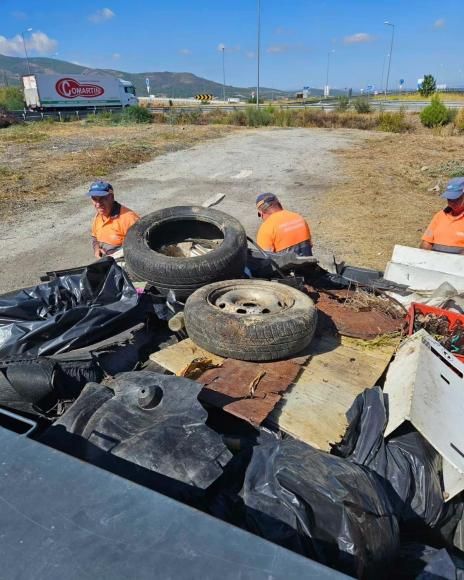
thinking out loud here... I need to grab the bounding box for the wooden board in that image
[149,338,224,375]
[270,335,396,451]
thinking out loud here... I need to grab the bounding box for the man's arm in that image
[91,236,105,258]
[419,240,433,250]
[256,223,275,252]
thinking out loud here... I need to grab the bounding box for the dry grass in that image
[313,130,464,269]
[0,122,236,218]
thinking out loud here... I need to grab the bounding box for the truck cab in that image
[119,79,138,107]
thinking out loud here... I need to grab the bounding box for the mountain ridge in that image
[0,54,330,98]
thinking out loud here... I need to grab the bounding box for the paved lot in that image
[0,127,364,293]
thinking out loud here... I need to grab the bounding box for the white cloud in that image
[246,51,256,59]
[0,31,57,56]
[343,32,376,45]
[112,52,121,60]
[217,44,240,53]
[434,18,445,28]
[178,48,191,56]
[10,11,27,20]
[267,44,289,54]
[88,8,115,23]
[274,26,294,36]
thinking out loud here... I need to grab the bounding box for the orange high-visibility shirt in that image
[92,202,139,249]
[422,209,464,253]
[257,209,311,252]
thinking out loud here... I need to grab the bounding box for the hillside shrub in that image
[353,98,371,113]
[377,109,410,133]
[420,95,452,127]
[0,87,24,111]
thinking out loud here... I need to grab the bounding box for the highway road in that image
[10,99,464,122]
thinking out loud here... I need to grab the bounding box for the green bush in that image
[245,106,273,127]
[377,109,410,133]
[0,87,24,111]
[420,95,452,127]
[120,105,152,123]
[353,98,371,113]
[336,96,350,112]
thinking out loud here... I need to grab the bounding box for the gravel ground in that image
[0,127,366,293]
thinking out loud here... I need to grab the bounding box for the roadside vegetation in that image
[0,87,23,111]
[316,131,464,270]
[0,122,235,218]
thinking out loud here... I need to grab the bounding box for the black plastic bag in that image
[334,387,464,533]
[396,542,464,579]
[0,258,145,357]
[229,437,400,579]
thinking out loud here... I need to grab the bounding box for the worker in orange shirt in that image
[256,193,312,256]
[87,181,140,259]
[420,177,464,254]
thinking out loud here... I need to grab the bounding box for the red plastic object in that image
[407,302,464,363]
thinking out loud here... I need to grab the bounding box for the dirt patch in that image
[314,131,464,269]
[0,122,236,220]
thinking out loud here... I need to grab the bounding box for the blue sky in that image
[1,0,463,91]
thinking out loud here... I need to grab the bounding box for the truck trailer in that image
[22,74,138,110]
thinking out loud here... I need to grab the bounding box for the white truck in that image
[22,74,138,110]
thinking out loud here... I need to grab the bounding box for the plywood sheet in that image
[270,335,396,451]
[149,338,224,375]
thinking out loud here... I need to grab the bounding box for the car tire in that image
[124,206,248,300]
[184,279,317,361]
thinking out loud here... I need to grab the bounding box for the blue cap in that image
[256,192,279,210]
[87,181,114,197]
[442,177,464,200]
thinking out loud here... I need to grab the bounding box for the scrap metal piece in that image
[314,289,403,339]
[198,358,303,426]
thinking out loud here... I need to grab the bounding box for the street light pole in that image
[384,21,395,99]
[325,50,334,98]
[221,46,226,102]
[21,28,33,76]
[256,0,261,107]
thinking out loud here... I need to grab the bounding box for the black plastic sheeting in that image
[0,354,103,416]
[334,387,464,538]
[397,542,464,579]
[212,437,400,579]
[41,372,233,505]
[0,258,145,357]
[210,387,464,579]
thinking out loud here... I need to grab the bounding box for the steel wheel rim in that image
[208,283,294,315]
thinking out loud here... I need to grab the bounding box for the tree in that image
[419,74,436,98]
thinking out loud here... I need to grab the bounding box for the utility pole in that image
[21,28,33,76]
[221,45,226,102]
[256,0,261,107]
[384,21,395,99]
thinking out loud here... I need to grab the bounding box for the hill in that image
[0,54,300,99]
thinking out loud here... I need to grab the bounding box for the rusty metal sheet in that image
[198,358,304,426]
[314,290,404,340]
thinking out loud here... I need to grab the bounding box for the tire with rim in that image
[123,206,247,300]
[184,279,317,361]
